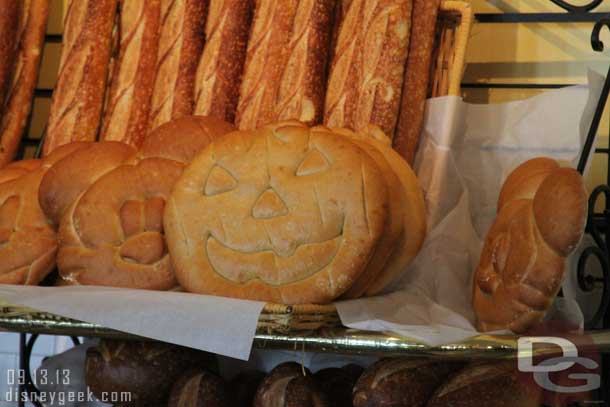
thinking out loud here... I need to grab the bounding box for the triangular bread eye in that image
[296,150,330,176]
[205,166,238,196]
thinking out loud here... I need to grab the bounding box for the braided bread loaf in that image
[473,158,587,333]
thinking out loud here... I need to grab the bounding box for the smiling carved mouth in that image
[206,235,342,285]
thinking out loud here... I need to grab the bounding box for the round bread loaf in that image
[230,370,266,407]
[473,158,587,333]
[85,339,218,407]
[54,116,234,289]
[314,364,363,407]
[165,120,390,304]
[0,143,92,284]
[427,362,540,407]
[254,362,328,407]
[353,358,462,407]
[330,126,426,296]
[168,369,231,407]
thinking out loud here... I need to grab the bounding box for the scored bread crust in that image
[194,0,253,123]
[0,143,92,285]
[331,125,427,296]
[148,0,208,132]
[473,158,587,333]
[44,0,117,156]
[56,116,235,289]
[0,0,49,167]
[324,126,403,299]
[100,0,161,148]
[235,0,334,129]
[324,0,412,137]
[164,121,389,304]
[0,0,22,113]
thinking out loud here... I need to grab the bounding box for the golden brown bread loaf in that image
[331,125,426,297]
[148,0,208,132]
[235,0,334,129]
[0,0,48,167]
[44,0,117,156]
[473,158,587,333]
[427,362,540,407]
[164,121,390,304]
[324,0,412,137]
[394,0,441,164]
[0,143,88,285]
[55,116,234,289]
[0,0,22,112]
[39,142,136,226]
[100,0,161,148]
[194,0,253,123]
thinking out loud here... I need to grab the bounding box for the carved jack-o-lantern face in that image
[165,121,389,304]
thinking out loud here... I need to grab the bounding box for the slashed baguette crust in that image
[101,0,161,148]
[0,0,48,167]
[394,0,441,164]
[149,0,207,132]
[235,0,334,129]
[0,0,22,112]
[324,0,412,137]
[44,0,117,156]
[194,0,253,123]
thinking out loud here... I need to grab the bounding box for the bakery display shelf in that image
[2,307,610,359]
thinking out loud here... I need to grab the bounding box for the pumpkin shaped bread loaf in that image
[165,120,426,303]
[38,116,235,290]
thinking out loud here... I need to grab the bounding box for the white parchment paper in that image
[335,70,605,345]
[0,72,603,359]
[0,285,265,360]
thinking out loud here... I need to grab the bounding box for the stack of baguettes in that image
[29,0,441,165]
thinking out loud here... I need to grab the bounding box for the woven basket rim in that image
[439,0,473,96]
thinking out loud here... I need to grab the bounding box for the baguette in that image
[148,0,207,132]
[0,0,22,112]
[324,0,412,137]
[44,0,117,156]
[194,0,253,123]
[0,0,48,167]
[235,0,334,130]
[100,0,161,148]
[393,0,441,164]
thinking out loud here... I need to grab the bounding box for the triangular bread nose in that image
[252,188,288,219]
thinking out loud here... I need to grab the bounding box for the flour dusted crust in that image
[324,0,412,137]
[55,117,235,289]
[331,126,426,295]
[235,0,334,129]
[0,143,88,285]
[165,121,390,304]
[473,158,587,333]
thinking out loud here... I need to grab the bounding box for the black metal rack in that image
[9,1,610,406]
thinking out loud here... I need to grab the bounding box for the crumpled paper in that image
[0,72,603,360]
[335,70,605,345]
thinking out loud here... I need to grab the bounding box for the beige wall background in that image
[30,0,610,195]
